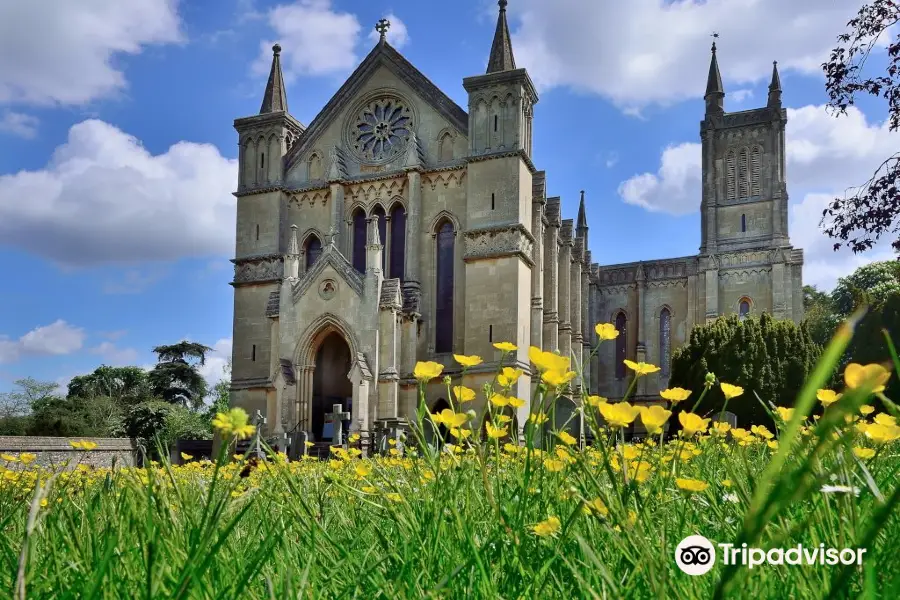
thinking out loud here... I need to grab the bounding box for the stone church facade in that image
[229,4,803,441]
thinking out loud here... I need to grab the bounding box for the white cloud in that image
[729,89,754,104]
[0,119,237,266]
[617,105,900,289]
[254,0,362,80]
[0,320,87,363]
[199,338,232,388]
[89,342,140,365]
[512,0,866,109]
[0,0,182,106]
[367,14,410,49]
[0,111,39,138]
[102,268,168,294]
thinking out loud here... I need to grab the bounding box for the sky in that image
[0,0,897,394]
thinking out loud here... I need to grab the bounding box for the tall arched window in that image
[308,153,323,180]
[371,205,387,272]
[435,220,455,353]
[439,133,454,162]
[738,147,750,198]
[739,298,751,321]
[659,308,671,377]
[615,311,627,380]
[305,235,322,270]
[750,146,761,196]
[389,203,406,281]
[726,150,736,200]
[352,209,366,273]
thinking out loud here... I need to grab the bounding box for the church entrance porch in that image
[311,332,353,443]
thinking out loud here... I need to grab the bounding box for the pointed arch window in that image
[439,133,454,161]
[615,311,627,380]
[305,235,322,270]
[389,203,406,281]
[352,209,367,273]
[435,220,455,353]
[738,147,750,198]
[308,153,323,180]
[659,308,671,377]
[750,146,761,196]
[739,298,751,321]
[726,150,736,200]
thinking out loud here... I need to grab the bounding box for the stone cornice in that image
[463,223,535,267]
[231,377,274,391]
[465,148,537,174]
[231,255,284,286]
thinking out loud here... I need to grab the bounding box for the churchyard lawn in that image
[2,317,900,598]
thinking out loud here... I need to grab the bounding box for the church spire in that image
[259,43,288,114]
[768,60,782,108]
[576,190,588,237]
[704,36,724,115]
[486,0,516,73]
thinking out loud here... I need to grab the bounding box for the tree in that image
[803,285,839,348]
[148,341,212,408]
[67,365,151,405]
[0,378,59,434]
[821,1,900,254]
[669,314,822,428]
[205,360,231,424]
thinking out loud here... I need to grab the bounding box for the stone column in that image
[635,264,647,397]
[296,364,314,432]
[403,170,422,314]
[589,271,601,395]
[330,183,345,253]
[705,260,719,322]
[531,177,545,350]
[581,252,592,392]
[543,198,561,352]
[772,260,786,320]
[558,220,573,361]
[571,238,583,388]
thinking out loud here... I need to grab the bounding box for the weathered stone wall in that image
[0,437,137,469]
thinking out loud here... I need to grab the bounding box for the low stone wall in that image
[0,437,138,468]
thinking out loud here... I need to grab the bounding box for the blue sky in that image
[0,0,896,393]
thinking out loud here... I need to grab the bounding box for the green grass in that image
[1,319,900,599]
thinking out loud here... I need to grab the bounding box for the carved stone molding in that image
[423,169,466,191]
[463,224,535,266]
[232,255,283,285]
[289,188,330,208]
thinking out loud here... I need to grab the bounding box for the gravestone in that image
[712,411,739,428]
[325,403,351,447]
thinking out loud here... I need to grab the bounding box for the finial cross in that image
[375,18,390,41]
[710,31,719,52]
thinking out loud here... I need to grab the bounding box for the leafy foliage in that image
[669,313,822,426]
[821,0,900,253]
[148,341,212,408]
[67,365,152,405]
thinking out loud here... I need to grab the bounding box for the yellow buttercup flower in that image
[532,516,561,537]
[859,404,875,416]
[730,427,750,441]
[751,425,774,440]
[0,453,17,462]
[508,396,526,408]
[354,463,372,477]
[712,422,731,435]
[853,447,876,460]
[212,408,256,440]
[599,402,641,428]
[543,369,577,387]
[660,388,691,404]
[675,478,709,493]
[558,431,577,446]
[543,458,565,472]
[485,422,508,439]
[586,395,607,408]
[874,413,897,426]
[180,452,193,461]
[433,409,467,428]
[639,405,672,435]
[348,433,360,443]
[528,346,570,373]
[452,385,476,403]
[493,341,517,352]
[498,367,524,387]
[586,498,609,517]
[817,389,842,407]
[678,412,710,437]
[495,414,513,425]
[720,382,744,400]
[722,479,732,487]
[775,406,795,422]
[453,354,483,368]
[595,322,619,340]
[489,393,510,407]
[627,460,653,483]
[844,363,891,393]
[450,427,472,439]
[624,360,660,376]
[864,423,900,444]
[414,361,444,382]
[19,453,36,465]
[529,412,548,425]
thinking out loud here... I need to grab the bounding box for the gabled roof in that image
[284,40,469,172]
[291,243,364,301]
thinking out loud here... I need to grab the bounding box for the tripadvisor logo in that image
[675,535,867,575]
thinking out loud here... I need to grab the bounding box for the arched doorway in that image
[311,332,353,442]
[426,398,451,446]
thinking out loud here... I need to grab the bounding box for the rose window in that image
[351,97,414,163]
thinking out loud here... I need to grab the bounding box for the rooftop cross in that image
[375,18,390,42]
[711,31,719,52]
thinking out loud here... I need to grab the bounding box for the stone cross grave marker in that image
[325,403,351,446]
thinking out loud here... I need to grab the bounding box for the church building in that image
[229,2,804,442]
